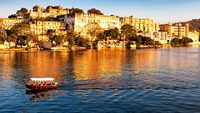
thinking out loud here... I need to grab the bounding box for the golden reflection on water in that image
[0,54,15,81]
[72,49,127,81]
[0,47,200,84]
[28,52,70,81]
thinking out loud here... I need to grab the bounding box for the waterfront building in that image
[30,5,69,19]
[160,23,189,38]
[0,18,23,29]
[96,40,130,49]
[64,13,120,35]
[160,23,199,43]
[120,16,160,32]
[30,21,66,40]
[153,31,171,44]
[188,31,199,44]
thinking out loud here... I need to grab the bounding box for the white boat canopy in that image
[30,78,54,81]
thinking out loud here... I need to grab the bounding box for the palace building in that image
[30,21,66,35]
[29,21,66,41]
[160,23,199,43]
[64,13,120,34]
[29,5,69,19]
[160,23,189,38]
[0,18,23,29]
[120,16,160,32]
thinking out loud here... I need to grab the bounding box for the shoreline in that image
[0,44,199,53]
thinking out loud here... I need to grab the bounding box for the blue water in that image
[1,47,200,113]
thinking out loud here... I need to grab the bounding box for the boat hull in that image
[26,84,57,91]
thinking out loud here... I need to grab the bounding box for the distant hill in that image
[177,19,200,32]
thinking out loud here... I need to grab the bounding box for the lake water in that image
[1,47,200,113]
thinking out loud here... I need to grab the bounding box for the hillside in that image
[179,19,200,32]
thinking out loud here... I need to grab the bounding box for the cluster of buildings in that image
[0,18,23,29]
[159,23,199,44]
[30,5,69,19]
[0,5,199,45]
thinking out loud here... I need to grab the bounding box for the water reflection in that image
[0,54,15,81]
[1,47,200,112]
[73,49,127,81]
[0,48,200,89]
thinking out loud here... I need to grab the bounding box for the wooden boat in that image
[26,78,58,91]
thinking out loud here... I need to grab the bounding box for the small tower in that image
[185,23,189,37]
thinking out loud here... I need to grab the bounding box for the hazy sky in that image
[0,0,200,23]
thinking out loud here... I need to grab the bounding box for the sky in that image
[0,0,200,23]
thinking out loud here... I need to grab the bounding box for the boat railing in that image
[30,78,55,82]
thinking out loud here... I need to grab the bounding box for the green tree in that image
[5,30,17,43]
[17,36,24,47]
[171,38,180,46]
[16,8,29,19]
[121,24,136,41]
[74,35,89,47]
[85,23,102,41]
[0,28,7,44]
[11,23,31,36]
[104,28,119,40]
[11,23,33,47]
[47,29,55,38]
[97,32,106,41]
[33,5,39,12]
[8,14,18,18]
[70,8,84,14]
[87,8,103,15]
[141,36,154,45]
[180,37,193,46]
[7,34,17,44]
[49,35,65,46]
[154,41,162,47]
[131,36,142,47]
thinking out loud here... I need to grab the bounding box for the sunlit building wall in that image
[30,5,69,19]
[160,23,199,43]
[0,18,23,29]
[160,23,189,38]
[120,16,160,32]
[188,31,199,43]
[64,13,120,34]
[30,21,66,35]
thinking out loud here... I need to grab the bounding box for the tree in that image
[74,35,89,47]
[104,28,119,40]
[85,23,102,40]
[130,36,142,47]
[154,41,162,47]
[0,28,7,44]
[5,30,17,47]
[11,23,33,47]
[7,34,17,44]
[141,36,154,45]
[8,14,18,18]
[11,23,31,36]
[88,8,103,15]
[49,35,64,46]
[171,38,180,46]
[16,8,29,19]
[180,37,193,46]
[97,32,106,41]
[17,35,28,47]
[70,8,84,14]
[33,5,39,12]
[84,23,102,48]
[121,24,136,41]
[47,29,55,38]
